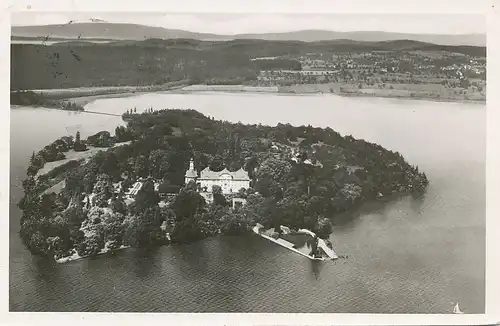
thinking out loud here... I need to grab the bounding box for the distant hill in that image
[236,30,486,47]
[11,23,486,46]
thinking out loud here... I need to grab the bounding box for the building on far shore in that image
[184,159,251,204]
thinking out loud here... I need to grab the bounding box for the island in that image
[18,108,429,262]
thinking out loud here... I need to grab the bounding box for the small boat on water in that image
[453,303,464,314]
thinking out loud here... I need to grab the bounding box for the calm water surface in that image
[10,93,485,313]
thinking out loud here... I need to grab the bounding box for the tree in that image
[134,179,160,212]
[27,152,44,175]
[65,171,85,197]
[73,131,87,152]
[240,193,273,228]
[170,215,205,243]
[83,171,97,194]
[209,154,225,171]
[87,131,115,148]
[21,176,36,193]
[255,157,293,185]
[115,125,133,143]
[28,231,50,256]
[92,174,114,207]
[149,149,170,179]
[77,231,105,257]
[244,155,259,178]
[100,152,120,178]
[123,207,165,247]
[103,212,126,249]
[277,193,307,229]
[171,185,206,221]
[219,211,252,235]
[62,198,86,237]
[134,155,149,178]
[314,216,333,239]
[212,185,228,206]
[110,194,127,215]
[236,188,247,199]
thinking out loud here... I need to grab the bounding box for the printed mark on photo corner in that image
[39,19,105,79]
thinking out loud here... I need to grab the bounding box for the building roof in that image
[185,169,197,178]
[199,167,250,181]
[125,181,143,196]
[232,168,251,180]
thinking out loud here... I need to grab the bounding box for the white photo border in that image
[1,0,498,325]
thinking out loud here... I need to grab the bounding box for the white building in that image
[125,182,143,199]
[184,159,251,195]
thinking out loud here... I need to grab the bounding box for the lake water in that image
[9,93,485,313]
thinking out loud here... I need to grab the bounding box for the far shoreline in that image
[13,83,486,107]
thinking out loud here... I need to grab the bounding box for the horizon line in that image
[11,22,487,37]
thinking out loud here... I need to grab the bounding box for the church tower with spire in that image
[184,158,198,185]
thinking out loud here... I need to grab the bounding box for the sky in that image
[11,13,486,35]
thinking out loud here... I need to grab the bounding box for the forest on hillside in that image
[10,39,485,90]
[19,109,429,261]
[10,41,302,89]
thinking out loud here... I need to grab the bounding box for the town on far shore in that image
[253,50,485,101]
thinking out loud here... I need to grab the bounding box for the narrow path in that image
[83,110,122,117]
[50,108,123,117]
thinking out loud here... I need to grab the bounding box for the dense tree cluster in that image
[86,131,115,148]
[19,108,428,261]
[73,131,87,152]
[11,90,84,110]
[27,136,75,175]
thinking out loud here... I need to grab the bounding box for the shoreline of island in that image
[18,108,429,264]
[35,141,414,265]
[48,190,414,264]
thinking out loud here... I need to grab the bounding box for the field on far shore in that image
[24,81,485,107]
[180,85,279,93]
[278,82,485,103]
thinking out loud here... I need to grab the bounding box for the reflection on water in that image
[309,261,327,281]
[32,256,59,281]
[10,94,485,312]
[410,192,427,215]
[130,247,162,279]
